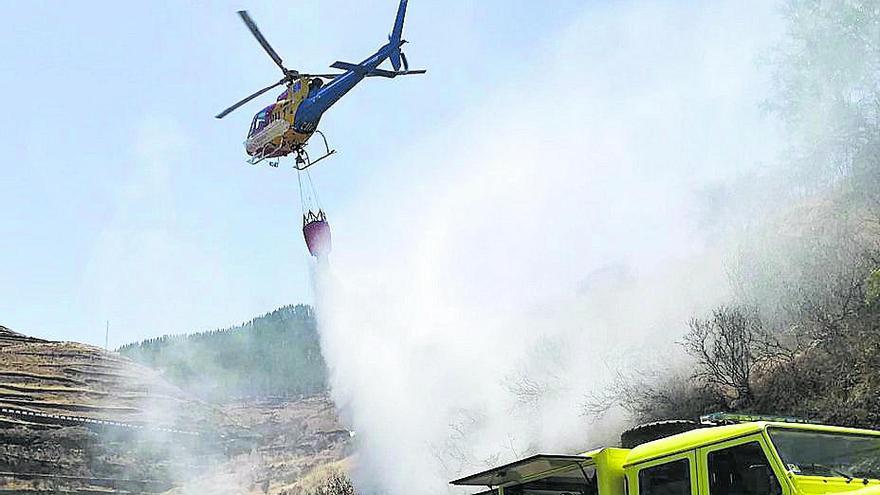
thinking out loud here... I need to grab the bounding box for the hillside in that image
[0,325,219,429]
[0,325,352,494]
[0,325,220,492]
[583,0,880,431]
[118,305,327,400]
[175,396,354,495]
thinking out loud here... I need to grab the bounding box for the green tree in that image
[867,268,880,306]
[118,304,328,400]
[769,0,880,197]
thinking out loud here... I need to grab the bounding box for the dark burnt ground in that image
[217,396,353,494]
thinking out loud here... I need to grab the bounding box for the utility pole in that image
[105,320,109,351]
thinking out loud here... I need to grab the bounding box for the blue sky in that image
[0,0,783,349]
[0,0,587,345]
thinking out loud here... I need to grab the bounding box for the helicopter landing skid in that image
[247,144,282,167]
[247,157,281,167]
[293,131,337,171]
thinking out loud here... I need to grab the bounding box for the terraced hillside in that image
[0,326,220,431]
[0,325,353,494]
[0,325,223,493]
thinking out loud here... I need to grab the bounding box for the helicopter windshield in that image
[249,108,271,137]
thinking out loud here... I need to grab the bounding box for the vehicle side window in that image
[639,459,691,495]
[708,442,781,495]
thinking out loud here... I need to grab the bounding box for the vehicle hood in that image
[791,476,880,495]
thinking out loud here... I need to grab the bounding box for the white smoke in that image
[315,2,783,494]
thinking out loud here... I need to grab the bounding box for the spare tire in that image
[620,419,705,448]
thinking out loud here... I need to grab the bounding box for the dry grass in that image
[0,326,352,494]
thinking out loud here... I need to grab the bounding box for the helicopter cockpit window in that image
[250,109,270,136]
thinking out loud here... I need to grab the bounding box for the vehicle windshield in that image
[768,428,880,480]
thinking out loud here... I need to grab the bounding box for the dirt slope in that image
[0,326,352,494]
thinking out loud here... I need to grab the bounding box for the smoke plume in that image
[314,1,784,494]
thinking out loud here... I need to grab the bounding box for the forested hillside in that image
[589,2,880,429]
[119,304,327,400]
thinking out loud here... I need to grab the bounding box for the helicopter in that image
[216,0,425,170]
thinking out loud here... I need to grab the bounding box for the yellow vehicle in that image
[451,414,880,495]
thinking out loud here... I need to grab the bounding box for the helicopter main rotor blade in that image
[301,73,344,79]
[238,10,288,73]
[215,80,284,119]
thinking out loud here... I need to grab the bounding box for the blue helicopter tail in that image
[388,0,408,70]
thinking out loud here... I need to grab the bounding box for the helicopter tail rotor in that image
[388,0,408,70]
[387,1,422,75]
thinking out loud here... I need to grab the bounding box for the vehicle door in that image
[697,435,790,495]
[629,451,699,495]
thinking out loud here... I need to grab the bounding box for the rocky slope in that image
[175,396,354,494]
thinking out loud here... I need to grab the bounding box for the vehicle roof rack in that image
[700,412,818,425]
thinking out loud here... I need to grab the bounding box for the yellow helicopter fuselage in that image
[244,78,314,159]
